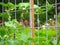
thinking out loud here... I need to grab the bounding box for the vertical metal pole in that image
[37,0,40,45]
[2,0,4,27]
[30,0,34,45]
[14,0,16,39]
[22,0,23,3]
[46,0,48,45]
[21,0,24,31]
[55,0,58,45]
[37,14,40,45]
[15,0,16,19]
[8,0,11,21]
[1,1,4,44]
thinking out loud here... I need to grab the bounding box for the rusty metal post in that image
[30,0,34,45]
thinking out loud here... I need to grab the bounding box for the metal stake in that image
[30,0,34,45]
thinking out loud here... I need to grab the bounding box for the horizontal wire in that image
[0,2,60,14]
[3,26,60,30]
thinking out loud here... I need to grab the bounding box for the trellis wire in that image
[21,0,26,45]
[8,0,11,21]
[21,0,24,30]
[37,13,40,45]
[1,0,4,45]
[1,0,59,45]
[37,0,40,45]
[29,0,31,45]
[22,0,23,3]
[15,0,17,19]
[1,2,60,14]
[46,0,48,45]
[55,0,58,45]
[13,0,17,39]
[2,0,4,27]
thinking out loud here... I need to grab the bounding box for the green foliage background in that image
[0,0,60,45]
[0,20,60,45]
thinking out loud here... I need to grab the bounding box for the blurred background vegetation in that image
[0,0,60,24]
[0,0,60,45]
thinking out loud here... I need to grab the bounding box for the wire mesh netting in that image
[0,0,60,45]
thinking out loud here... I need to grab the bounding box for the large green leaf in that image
[0,13,9,19]
[0,2,15,10]
[18,3,38,10]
